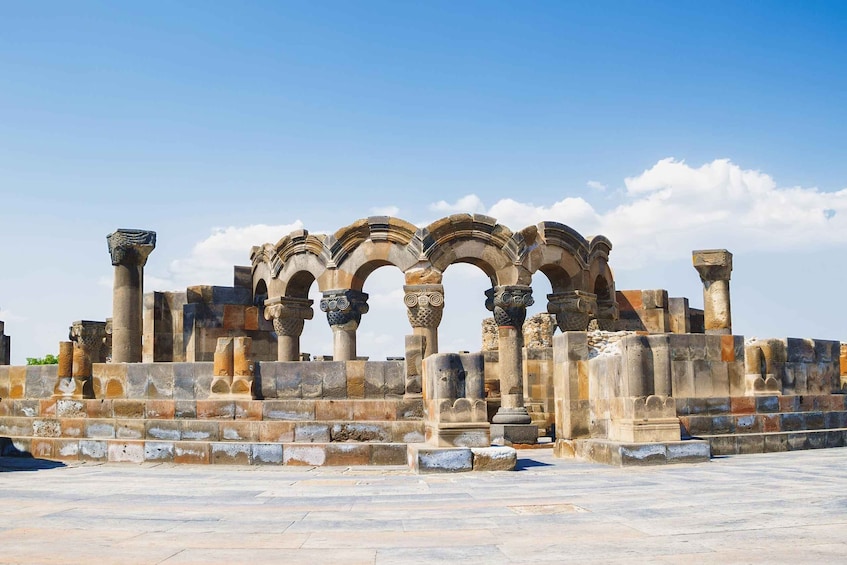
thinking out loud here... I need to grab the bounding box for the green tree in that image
[26,354,59,365]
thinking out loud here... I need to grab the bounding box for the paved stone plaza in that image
[1,448,846,564]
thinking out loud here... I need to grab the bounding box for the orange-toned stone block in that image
[731,396,756,415]
[60,418,86,438]
[39,399,58,418]
[219,421,258,442]
[324,444,371,466]
[234,400,262,421]
[316,400,354,420]
[721,335,735,362]
[0,400,12,417]
[9,366,26,399]
[196,400,236,420]
[619,290,643,311]
[85,399,113,418]
[353,400,395,421]
[762,414,780,432]
[174,441,210,464]
[577,361,589,401]
[146,400,175,419]
[346,361,365,400]
[244,306,259,331]
[113,400,145,419]
[30,438,55,459]
[258,421,295,442]
[222,305,245,330]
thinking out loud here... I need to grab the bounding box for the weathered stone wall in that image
[616,290,704,334]
[143,291,188,363]
[0,360,405,402]
[744,338,840,395]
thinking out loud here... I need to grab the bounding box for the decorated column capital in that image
[547,290,597,332]
[69,320,107,351]
[692,249,733,283]
[403,284,444,329]
[107,229,157,267]
[485,285,534,328]
[320,289,369,330]
[264,296,314,337]
[595,299,620,331]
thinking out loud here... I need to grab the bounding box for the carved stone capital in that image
[264,296,314,337]
[69,320,107,350]
[403,284,444,329]
[485,285,534,328]
[595,299,619,331]
[107,229,157,267]
[320,289,369,329]
[692,249,733,282]
[547,290,597,331]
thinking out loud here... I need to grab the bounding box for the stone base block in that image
[563,438,711,466]
[470,446,516,471]
[407,444,473,473]
[425,422,490,447]
[612,418,682,443]
[491,423,538,446]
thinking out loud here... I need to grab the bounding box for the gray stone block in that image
[147,363,175,399]
[125,364,149,398]
[144,441,174,462]
[409,445,473,473]
[294,423,330,443]
[173,363,196,400]
[384,361,405,397]
[251,443,283,465]
[364,362,386,398]
[490,423,538,445]
[321,362,347,399]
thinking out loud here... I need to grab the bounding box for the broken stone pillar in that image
[405,334,426,397]
[403,284,444,358]
[547,290,596,331]
[320,289,369,361]
[486,285,537,443]
[107,229,156,363]
[692,249,733,335]
[53,341,79,397]
[422,352,490,447]
[231,337,254,397]
[67,321,105,398]
[264,296,314,361]
[211,337,234,395]
[0,321,9,365]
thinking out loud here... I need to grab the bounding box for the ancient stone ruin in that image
[1,215,846,470]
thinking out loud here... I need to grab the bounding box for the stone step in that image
[0,397,424,422]
[675,394,847,417]
[0,417,425,444]
[702,428,847,455]
[680,410,847,436]
[0,437,410,466]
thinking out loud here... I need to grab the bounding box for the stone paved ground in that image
[1,448,847,564]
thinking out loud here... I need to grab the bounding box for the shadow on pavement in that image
[0,437,67,472]
[515,457,554,471]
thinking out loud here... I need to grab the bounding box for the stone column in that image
[403,284,444,358]
[107,229,156,363]
[692,249,733,335]
[547,290,597,332]
[69,321,107,377]
[486,285,534,427]
[264,296,314,361]
[320,289,369,361]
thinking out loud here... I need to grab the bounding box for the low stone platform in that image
[407,444,517,473]
[677,393,847,455]
[555,438,711,466]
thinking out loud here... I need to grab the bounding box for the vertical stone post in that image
[107,229,156,363]
[547,290,597,332]
[211,337,234,395]
[486,285,535,432]
[231,336,254,397]
[264,296,314,361]
[66,321,105,398]
[320,289,369,361]
[692,249,733,335]
[403,284,444,358]
[53,341,76,397]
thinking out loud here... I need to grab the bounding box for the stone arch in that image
[424,214,524,286]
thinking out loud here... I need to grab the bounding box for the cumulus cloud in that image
[587,180,607,192]
[429,194,487,214]
[153,222,304,290]
[433,158,847,270]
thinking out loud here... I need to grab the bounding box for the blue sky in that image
[2,2,847,363]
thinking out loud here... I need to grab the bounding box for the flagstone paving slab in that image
[1,448,846,563]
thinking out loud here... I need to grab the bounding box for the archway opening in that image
[439,263,493,353]
[357,264,406,360]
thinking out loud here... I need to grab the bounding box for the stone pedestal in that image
[53,341,83,398]
[264,296,313,361]
[693,249,733,335]
[320,290,368,362]
[404,284,444,358]
[211,336,254,398]
[66,321,106,398]
[422,352,490,448]
[486,286,534,428]
[107,229,156,363]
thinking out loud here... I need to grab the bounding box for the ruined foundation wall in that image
[616,290,705,334]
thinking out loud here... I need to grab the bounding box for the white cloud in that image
[587,180,607,191]
[155,222,304,290]
[370,205,400,216]
[429,194,487,214]
[435,158,847,270]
